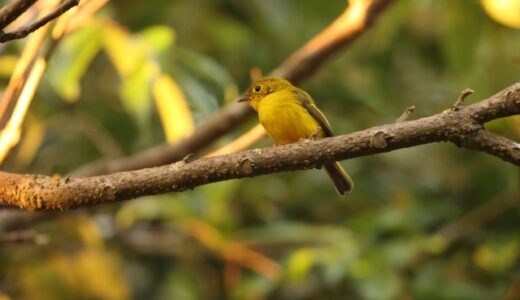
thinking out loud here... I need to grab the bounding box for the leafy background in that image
[1,0,519,299]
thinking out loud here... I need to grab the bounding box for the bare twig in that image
[395,105,415,123]
[0,9,48,131]
[0,0,38,30]
[70,0,395,177]
[0,229,48,244]
[1,82,519,211]
[451,88,474,111]
[0,0,79,43]
[0,58,46,164]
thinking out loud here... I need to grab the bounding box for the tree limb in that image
[0,0,79,43]
[1,82,519,211]
[70,0,395,177]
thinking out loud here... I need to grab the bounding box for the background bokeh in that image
[1,0,519,299]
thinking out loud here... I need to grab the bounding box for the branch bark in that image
[0,0,79,43]
[1,82,519,211]
[70,0,395,177]
[0,0,38,30]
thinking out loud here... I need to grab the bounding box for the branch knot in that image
[370,131,389,149]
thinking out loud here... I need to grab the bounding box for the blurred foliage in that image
[1,0,520,299]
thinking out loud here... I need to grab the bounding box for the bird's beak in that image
[237,94,250,102]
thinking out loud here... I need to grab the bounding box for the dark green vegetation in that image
[1,0,519,299]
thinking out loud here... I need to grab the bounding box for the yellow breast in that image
[257,89,321,145]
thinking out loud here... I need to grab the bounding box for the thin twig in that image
[0,58,46,164]
[0,9,48,130]
[395,105,415,123]
[451,88,474,111]
[0,0,79,43]
[0,0,38,30]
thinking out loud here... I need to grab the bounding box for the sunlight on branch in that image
[206,124,266,157]
[0,59,46,163]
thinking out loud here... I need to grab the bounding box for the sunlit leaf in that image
[0,55,18,77]
[152,74,195,142]
[47,25,103,102]
[169,69,220,121]
[13,114,45,168]
[139,25,175,54]
[103,23,147,77]
[474,237,519,273]
[287,248,315,281]
[52,249,130,300]
[481,0,520,29]
[119,62,155,124]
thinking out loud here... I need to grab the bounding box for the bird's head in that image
[239,77,292,110]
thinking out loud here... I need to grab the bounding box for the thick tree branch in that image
[70,0,395,177]
[0,0,79,43]
[1,82,519,211]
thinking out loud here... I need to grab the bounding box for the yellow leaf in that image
[481,0,520,29]
[287,248,315,281]
[53,249,130,300]
[0,55,18,77]
[152,74,195,142]
[103,23,147,77]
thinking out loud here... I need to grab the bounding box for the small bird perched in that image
[239,77,353,196]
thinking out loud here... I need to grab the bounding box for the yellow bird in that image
[239,77,353,196]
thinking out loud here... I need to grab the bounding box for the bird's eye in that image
[254,85,261,92]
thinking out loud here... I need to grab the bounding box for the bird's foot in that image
[311,128,322,140]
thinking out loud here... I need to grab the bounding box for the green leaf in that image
[47,25,103,102]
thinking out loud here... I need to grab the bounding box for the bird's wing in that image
[293,88,335,137]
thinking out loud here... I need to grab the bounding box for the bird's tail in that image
[324,162,354,196]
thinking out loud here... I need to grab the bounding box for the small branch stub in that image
[452,88,475,111]
[182,153,195,164]
[395,106,416,123]
[370,131,388,149]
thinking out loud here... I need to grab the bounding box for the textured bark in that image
[1,82,519,211]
